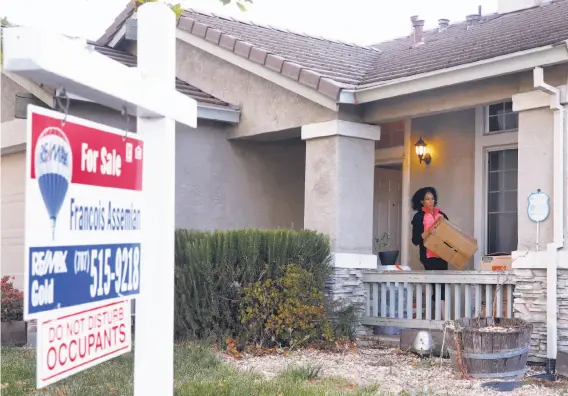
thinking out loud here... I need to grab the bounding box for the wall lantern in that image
[415,136,432,165]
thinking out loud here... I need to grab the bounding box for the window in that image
[486,149,518,254]
[486,101,518,133]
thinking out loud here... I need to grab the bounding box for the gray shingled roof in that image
[97,0,568,100]
[92,44,236,108]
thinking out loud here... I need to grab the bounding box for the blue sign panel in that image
[27,243,141,315]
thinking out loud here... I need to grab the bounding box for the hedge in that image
[174,228,332,341]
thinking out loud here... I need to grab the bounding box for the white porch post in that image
[302,120,380,267]
[134,4,176,395]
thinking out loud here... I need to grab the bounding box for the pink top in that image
[422,207,443,259]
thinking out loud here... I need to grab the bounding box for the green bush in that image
[174,229,332,341]
[239,264,333,348]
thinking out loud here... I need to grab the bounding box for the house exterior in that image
[3,0,568,362]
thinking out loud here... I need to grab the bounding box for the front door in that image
[373,165,402,254]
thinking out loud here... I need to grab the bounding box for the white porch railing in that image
[361,270,516,330]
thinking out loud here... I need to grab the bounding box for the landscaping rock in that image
[226,347,565,395]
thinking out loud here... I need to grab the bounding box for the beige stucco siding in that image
[363,64,568,124]
[175,40,337,139]
[1,152,26,289]
[175,121,305,230]
[1,73,24,123]
[516,104,555,251]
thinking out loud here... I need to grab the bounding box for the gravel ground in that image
[225,347,568,395]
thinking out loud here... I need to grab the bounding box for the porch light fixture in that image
[415,136,432,165]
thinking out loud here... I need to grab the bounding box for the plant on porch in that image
[374,232,400,266]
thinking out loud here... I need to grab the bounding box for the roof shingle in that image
[97,0,568,100]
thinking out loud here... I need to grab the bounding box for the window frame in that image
[484,100,519,135]
[483,145,519,255]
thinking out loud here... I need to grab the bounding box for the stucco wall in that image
[1,152,26,289]
[516,107,554,250]
[69,102,306,230]
[363,63,568,123]
[175,120,305,230]
[1,73,24,122]
[175,40,337,138]
[407,109,476,270]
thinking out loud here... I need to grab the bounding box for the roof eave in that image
[65,92,241,124]
[339,41,568,105]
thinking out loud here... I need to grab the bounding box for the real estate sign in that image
[25,105,144,318]
[24,105,143,387]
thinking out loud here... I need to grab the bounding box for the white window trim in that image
[483,100,519,135]
[474,106,518,268]
[483,145,519,256]
[373,120,411,266]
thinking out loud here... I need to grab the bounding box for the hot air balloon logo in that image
[34,127,73,240]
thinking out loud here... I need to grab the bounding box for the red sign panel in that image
[29,112,143,191]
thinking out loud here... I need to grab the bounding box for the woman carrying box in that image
[411,186,449,320]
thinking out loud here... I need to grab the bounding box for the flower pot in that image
[379,250,400,266]
[1,321,27,346]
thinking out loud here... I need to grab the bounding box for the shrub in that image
[327,303,359,341]
[1,276,24,322]
[174,228,332,341]
[239,264,333,348]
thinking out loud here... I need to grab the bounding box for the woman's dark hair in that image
[411,187,438,211]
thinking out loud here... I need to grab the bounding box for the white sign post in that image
[134,5,177,396]
[3,3,196,394]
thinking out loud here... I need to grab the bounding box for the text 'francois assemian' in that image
[69,198,141,231]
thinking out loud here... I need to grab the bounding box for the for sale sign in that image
[36,300,132,388]
[24,105,144,319]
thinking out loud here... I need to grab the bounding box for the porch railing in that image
[361,270,516,331]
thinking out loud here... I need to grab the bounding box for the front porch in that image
[361,270,516,331]
[227,67,567,364]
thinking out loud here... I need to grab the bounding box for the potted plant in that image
[1,276,26,346]
[374,233,400,266]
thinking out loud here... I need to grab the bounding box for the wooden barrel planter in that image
[445,317,532,380]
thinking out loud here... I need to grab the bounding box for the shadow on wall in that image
[175,121,306,231]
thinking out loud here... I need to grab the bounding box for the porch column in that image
[512,84,568,364]
[302,120,380,334]
[302,119,380,264]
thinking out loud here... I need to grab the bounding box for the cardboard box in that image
[480,254,512,271]
[423,217,478,269]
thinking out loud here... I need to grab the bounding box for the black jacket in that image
[411,210,449,263]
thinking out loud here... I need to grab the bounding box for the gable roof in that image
[98,0,568,101]
[92,44,236,108]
